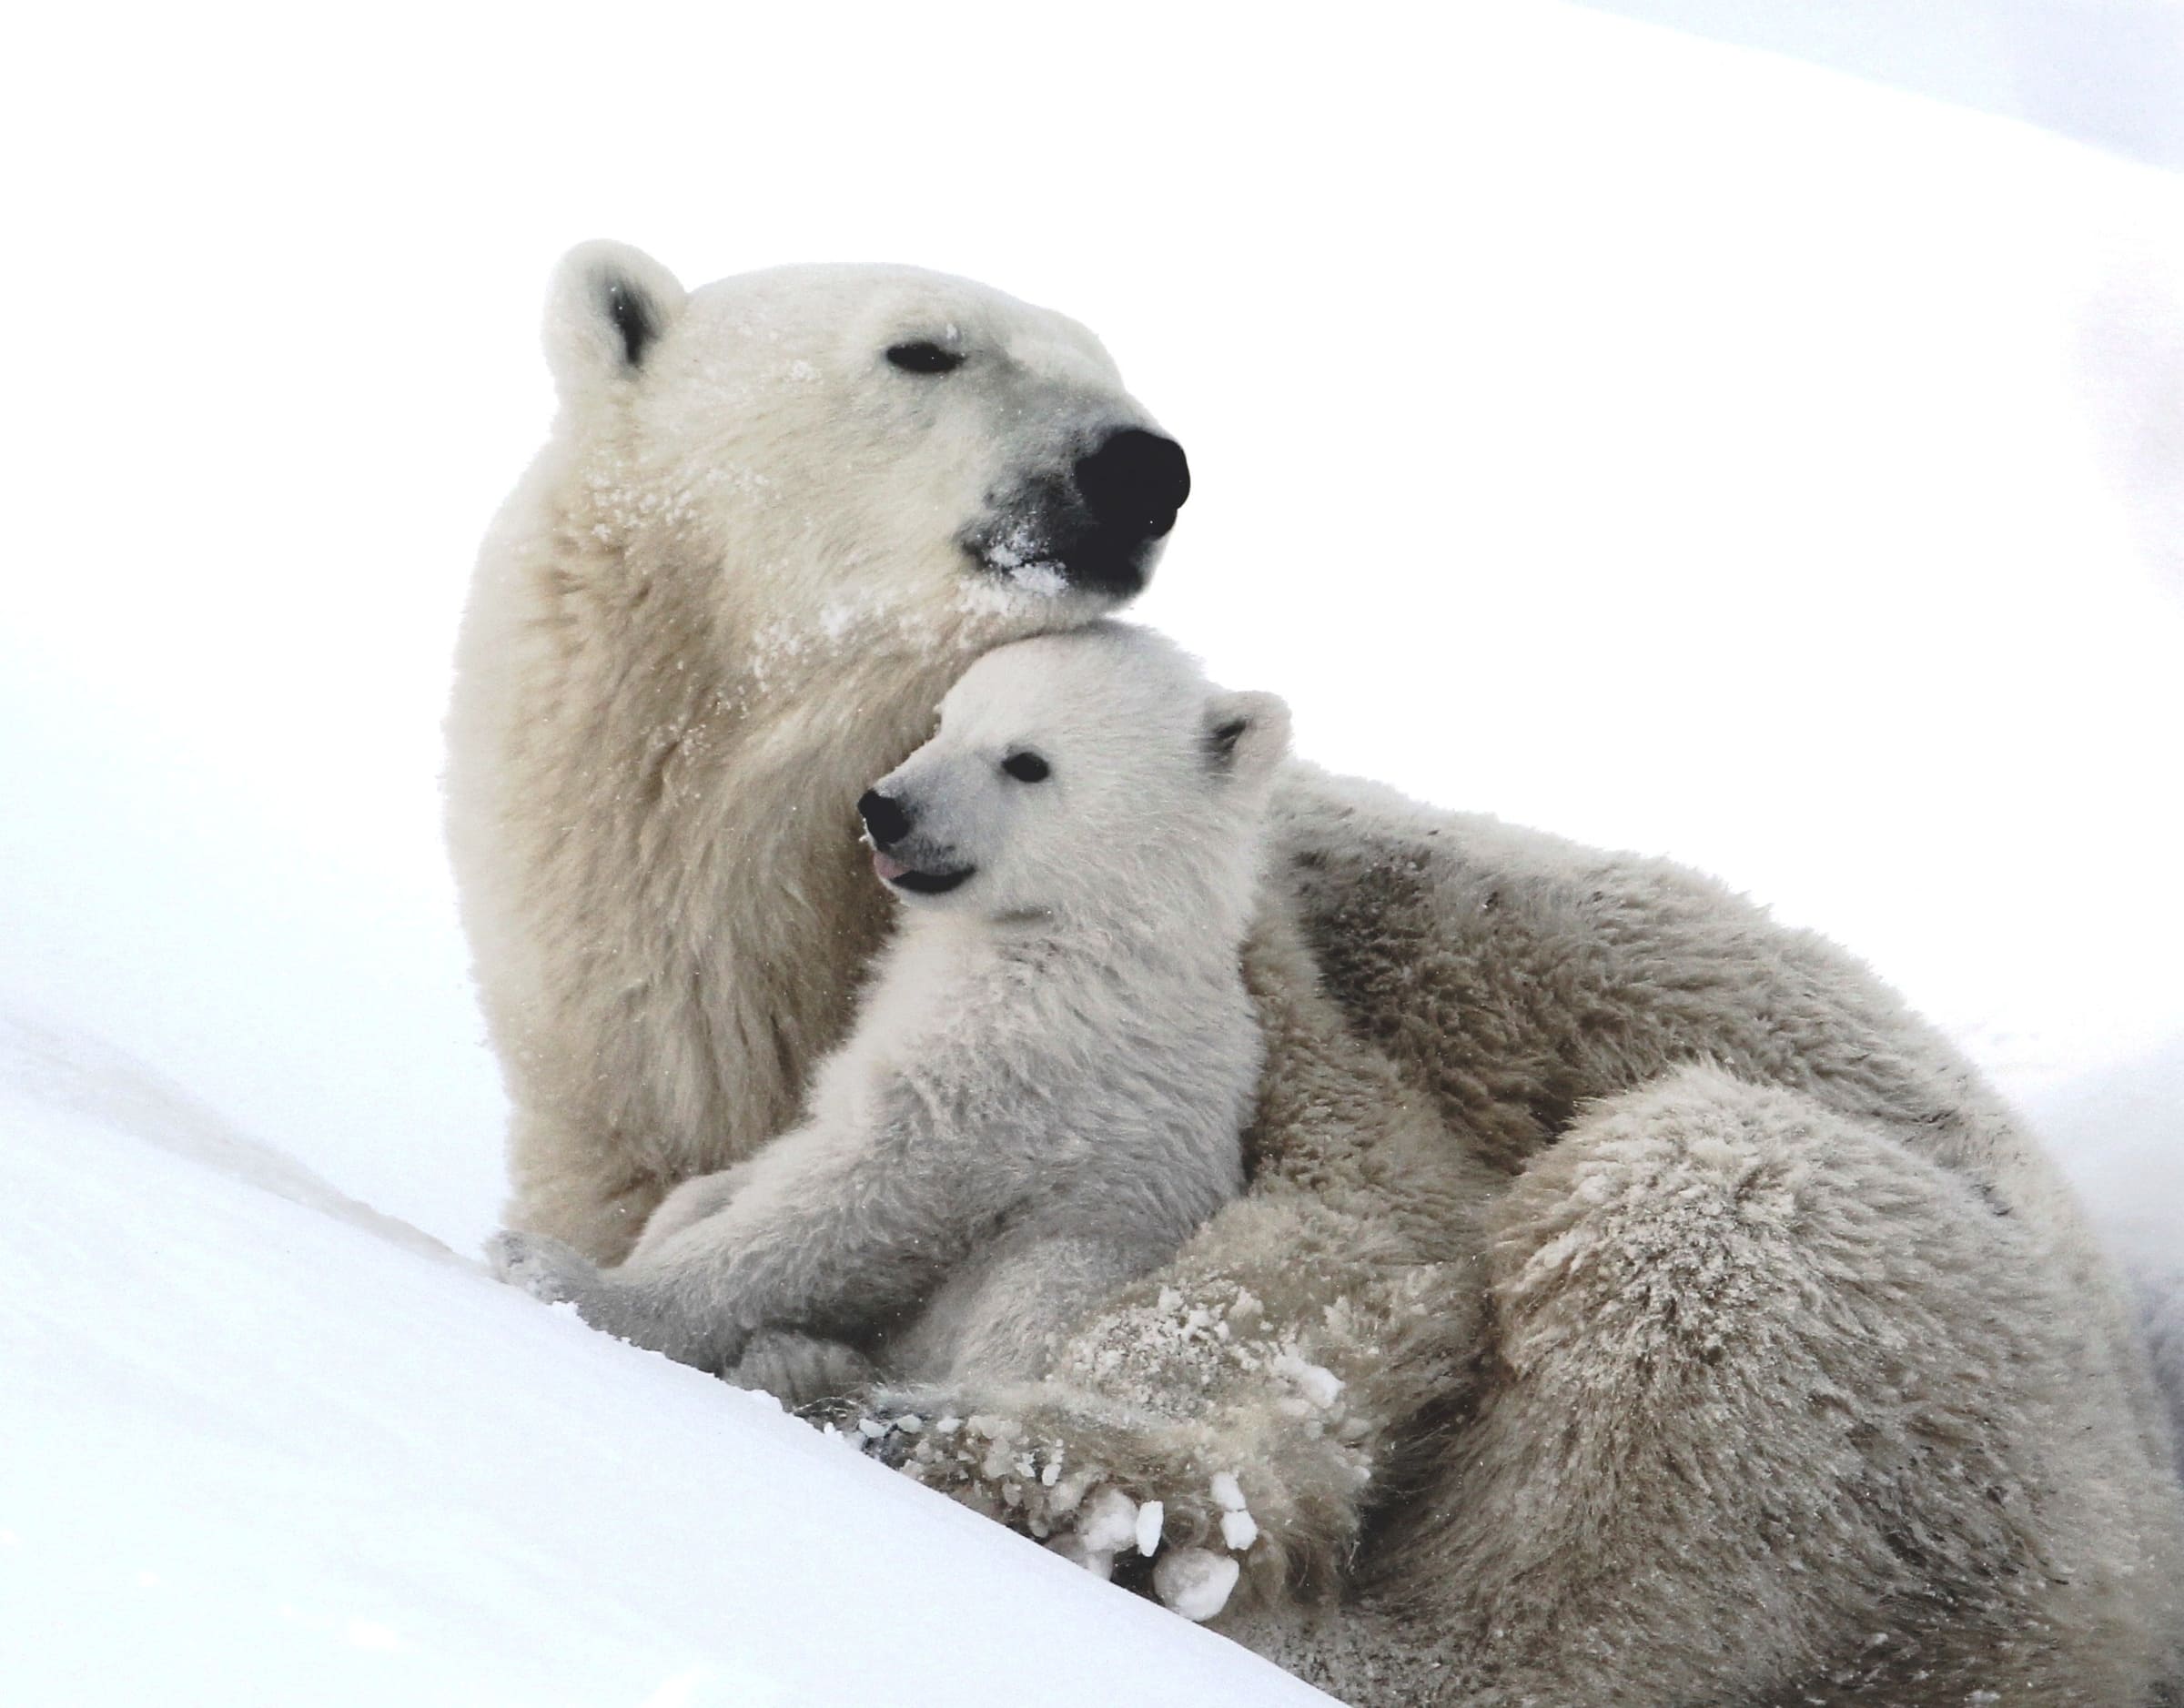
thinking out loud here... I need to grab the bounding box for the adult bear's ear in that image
[1202,690,1291,783]
[543,240,687,401]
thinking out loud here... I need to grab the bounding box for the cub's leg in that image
[1412,1064,2180,1708]
[629,1166,752,1261]
[490,1110,965,1369]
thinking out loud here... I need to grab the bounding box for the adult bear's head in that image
[537,242,1188,662]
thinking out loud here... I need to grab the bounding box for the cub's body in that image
[491,626,1285,1400]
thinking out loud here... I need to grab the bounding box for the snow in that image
[5,2,2182,1702]
[1076,1487,1144,1557]
[1153,1551,1245,1624]
[0,1023,1326,1707]
[1273,1358,1346,1413]
[1580,0,2184,172]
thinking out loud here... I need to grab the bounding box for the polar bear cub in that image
[489,623,1287,1398]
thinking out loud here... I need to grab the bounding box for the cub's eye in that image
[1001,751,1051,783]
[886,340,965,375]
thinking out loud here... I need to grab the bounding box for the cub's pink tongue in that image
[872,850,910,883]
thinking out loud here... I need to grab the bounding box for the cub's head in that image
[541,242,1188,647]
[857,624,1289,930]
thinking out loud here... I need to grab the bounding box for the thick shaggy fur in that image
[487,626,1285,1404]
[450,247,2184,1703]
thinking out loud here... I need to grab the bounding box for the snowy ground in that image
[0,1019,1326,1706]
[5,3,2181,1703]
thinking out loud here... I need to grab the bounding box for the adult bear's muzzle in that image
[962,426,1189,601]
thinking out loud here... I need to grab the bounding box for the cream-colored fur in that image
[448,246,1158,1261]
[450,246,2184,1703]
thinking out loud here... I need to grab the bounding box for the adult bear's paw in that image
[848,1382,1341,1623]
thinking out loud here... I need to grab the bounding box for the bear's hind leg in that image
[1405,1064,2178,1707]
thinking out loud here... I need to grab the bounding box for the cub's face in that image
[543,244,1188,640]
[857,625,1289,926]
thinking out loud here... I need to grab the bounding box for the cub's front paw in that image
[486,1229,599,1305]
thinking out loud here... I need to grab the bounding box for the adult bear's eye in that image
[886,340,965,375]
[1002,751,1051,783]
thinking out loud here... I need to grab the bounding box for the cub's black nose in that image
[1073,428,1190,541]
[858,789,913,849]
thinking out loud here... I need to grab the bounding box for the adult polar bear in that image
[447,244,2184,1704]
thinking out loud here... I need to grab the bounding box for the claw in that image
[1134,1499,1165,1559]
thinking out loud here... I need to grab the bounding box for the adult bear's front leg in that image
[1406,1063,2182,1707]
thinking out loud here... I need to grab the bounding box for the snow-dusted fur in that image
[488,625,1284,1401]
[450,247,2184,1704]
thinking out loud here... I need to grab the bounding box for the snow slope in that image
[0,1019,1328,1706]
[1579,0,2184,172]
[4,3,2181,1703]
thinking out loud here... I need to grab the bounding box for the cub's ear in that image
[543,240,687,401]
[1202,689,1291,783]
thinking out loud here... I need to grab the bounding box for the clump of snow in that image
[1153,1549,1242,1623]
[1076,1486,1141,1556]
[974,520,1071,596]
[1271,1355,1344,1411]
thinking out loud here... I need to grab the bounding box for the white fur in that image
[452,248,2184,1704]
[490,626,1285,1399]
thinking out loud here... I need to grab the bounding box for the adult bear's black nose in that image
[858,789,913,849]
[1073,428,1190,541]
